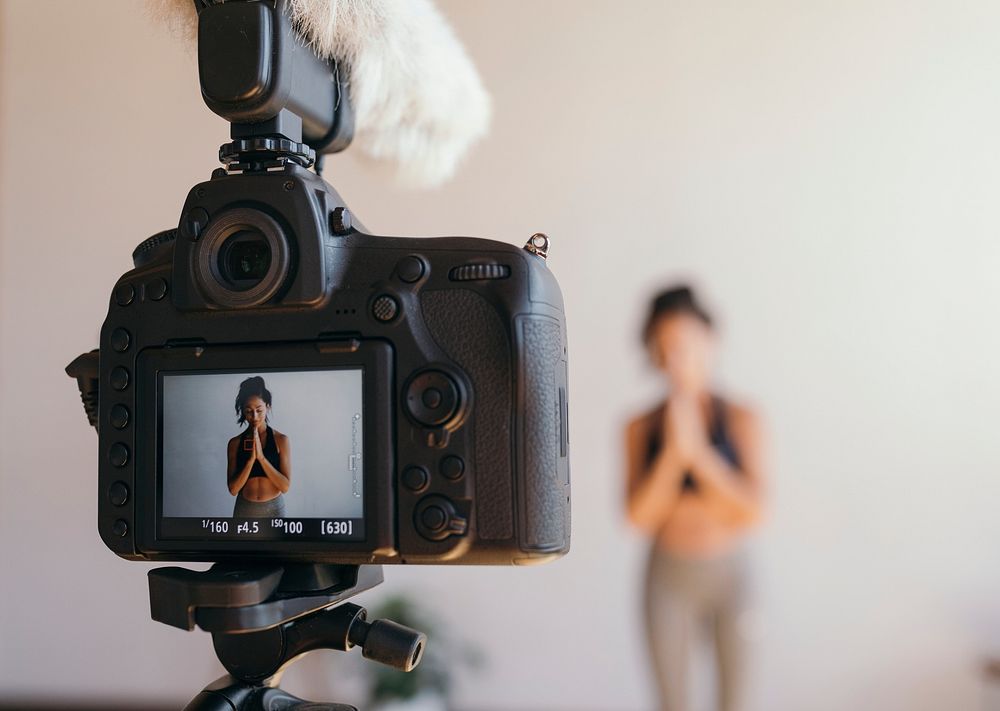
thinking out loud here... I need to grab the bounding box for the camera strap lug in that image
[523,232,550,260]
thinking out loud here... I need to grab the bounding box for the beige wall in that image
[2,1,1000,709]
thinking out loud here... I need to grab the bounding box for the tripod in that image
[149,563,425,710]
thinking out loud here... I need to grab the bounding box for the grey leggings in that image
[644,545,748,711]
[233,493,286,518]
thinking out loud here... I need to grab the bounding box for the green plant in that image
[367,594,484,705]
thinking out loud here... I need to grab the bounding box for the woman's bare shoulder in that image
[272,429,290,443]
[227,434,241,449]
[723,399,763,434]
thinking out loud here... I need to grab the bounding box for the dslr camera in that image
[68,0,570,567]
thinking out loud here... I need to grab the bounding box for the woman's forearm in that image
[689,447,761,522]
[627,448,686,533]
[257,458,290,493]
[228,459,255,496]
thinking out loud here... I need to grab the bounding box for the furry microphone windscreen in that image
[152,0,492,188]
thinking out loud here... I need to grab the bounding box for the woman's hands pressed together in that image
[664,393,707,467]
[252,427,263,462]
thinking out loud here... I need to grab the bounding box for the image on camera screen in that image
[157,368,365,542]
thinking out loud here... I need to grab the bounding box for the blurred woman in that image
[624,286,765,711]
[227,376,291,518]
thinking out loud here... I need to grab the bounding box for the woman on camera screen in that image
[624,286,766,711]
[227,376,291,518]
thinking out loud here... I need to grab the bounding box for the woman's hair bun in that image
[235,376,273,425]
[642,283,713,343]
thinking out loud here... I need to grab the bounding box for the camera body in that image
[97,161,571,565]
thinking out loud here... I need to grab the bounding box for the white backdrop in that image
[2,2,1000,710]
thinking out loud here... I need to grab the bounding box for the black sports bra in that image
[644,396,741,492]
[235,425,281,480]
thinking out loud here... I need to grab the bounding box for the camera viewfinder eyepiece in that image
[195,207,291,308]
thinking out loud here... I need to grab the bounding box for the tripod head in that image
[195,0,354,171]
[151,564,426,710]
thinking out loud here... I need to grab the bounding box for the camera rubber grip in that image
[520,317,568,549]
[421,289,513,540]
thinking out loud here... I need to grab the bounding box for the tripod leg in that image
[184,675,253,711]
[184,675,359,711]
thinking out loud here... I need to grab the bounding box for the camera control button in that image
[115,283,135,306]
[440,456,465,481]
[111,519,129,537]
[405,371,460,427]
[147,278,168,301]
[329,207,353,235]
[421,388,442,409]
[110,404,130,430]
[401,466,429,493]
[110,367,130,391]
[372,295,399,322]
[414,496,467,541]
[182,207,209,240]
[421,505,448,532]
[396,256,425,283]
[111,328,130,353]
[109,481,130,507]
[110,443,130,468]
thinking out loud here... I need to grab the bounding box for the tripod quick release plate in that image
[149,563,383,633]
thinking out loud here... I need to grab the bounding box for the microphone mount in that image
[196,0,354,173]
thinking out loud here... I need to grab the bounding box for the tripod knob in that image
[349,617,427,672]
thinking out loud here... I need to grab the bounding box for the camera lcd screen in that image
[157,367,365,542]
